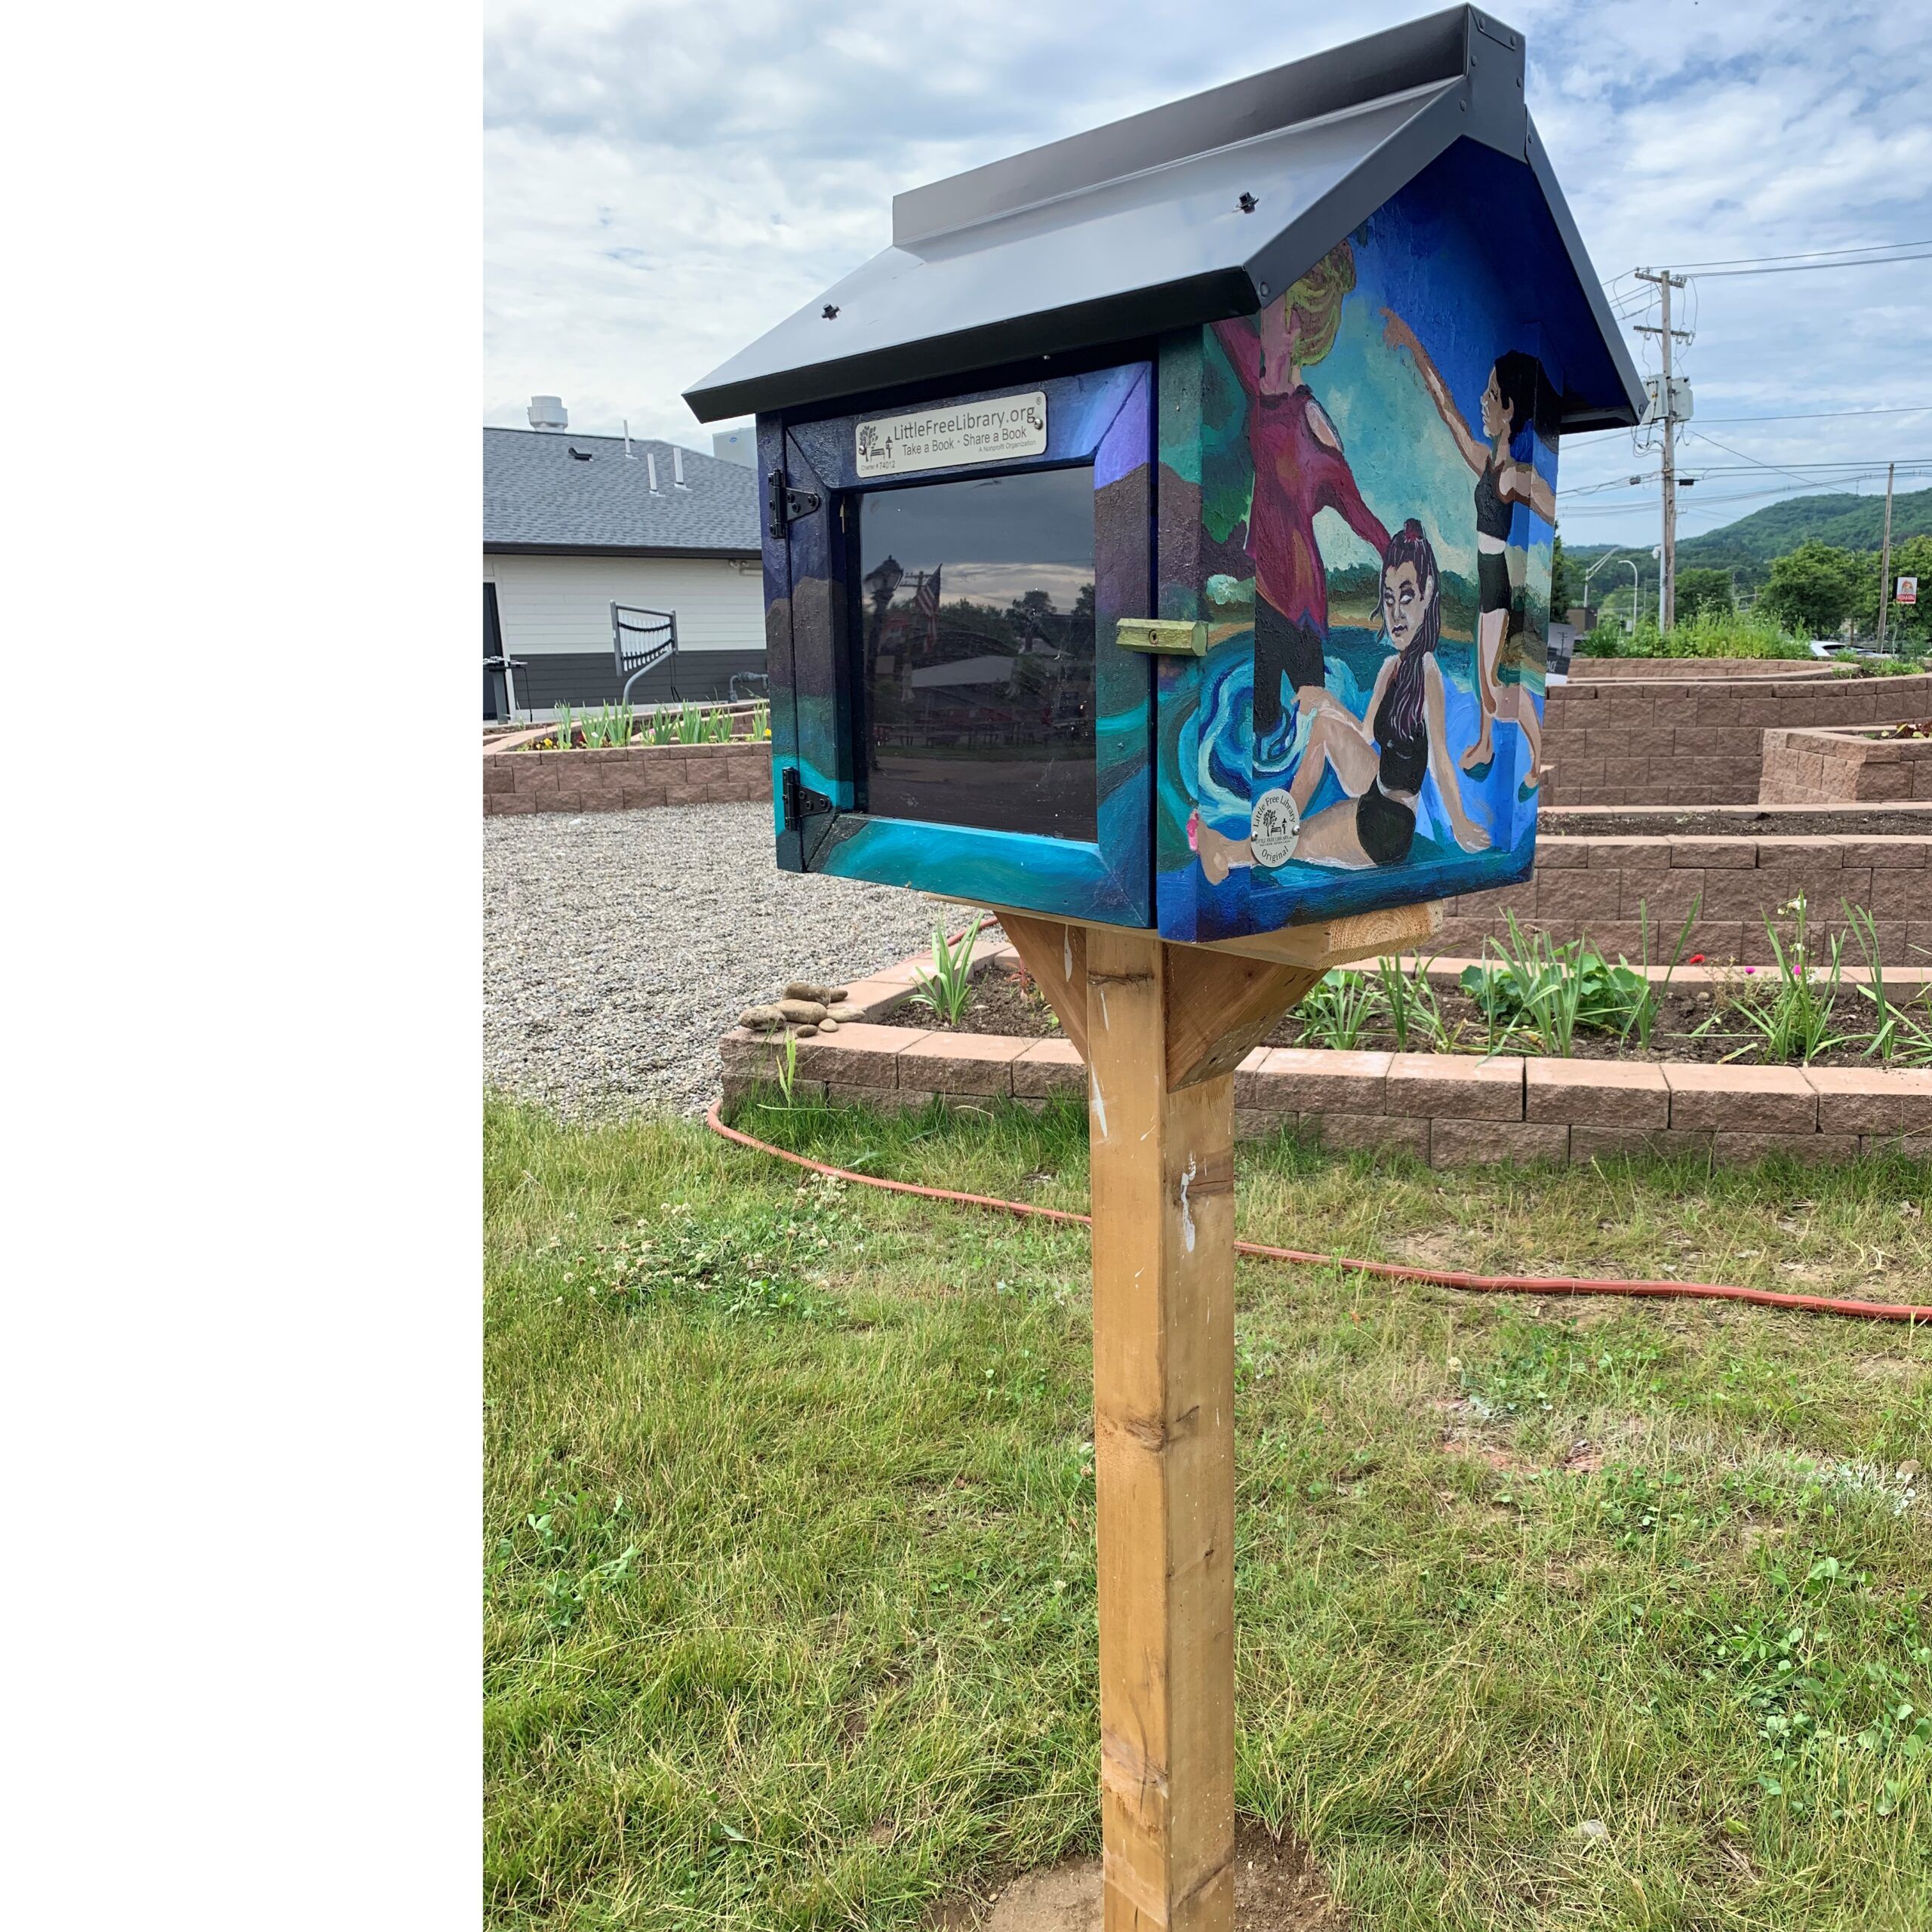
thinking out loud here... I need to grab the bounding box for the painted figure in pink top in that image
[1211,242,1390,771]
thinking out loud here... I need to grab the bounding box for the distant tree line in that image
[1553,531,1928,647]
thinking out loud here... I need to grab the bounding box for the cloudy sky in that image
[484,0,1932,549]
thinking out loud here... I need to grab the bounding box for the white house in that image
[483,419,762,716]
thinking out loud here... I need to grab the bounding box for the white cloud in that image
[486,0,1932,540]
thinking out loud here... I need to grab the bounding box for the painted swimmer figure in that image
[1380,312,1557,797]
[1212,242,1389,771]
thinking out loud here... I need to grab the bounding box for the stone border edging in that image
[718,937,1932,1168]
[484,736,769,814]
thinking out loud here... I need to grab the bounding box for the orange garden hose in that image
[706,1103,1932,1324]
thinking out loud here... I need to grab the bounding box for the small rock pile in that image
[739,980,864,1038]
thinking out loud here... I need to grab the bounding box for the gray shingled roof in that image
[484,428,759,553]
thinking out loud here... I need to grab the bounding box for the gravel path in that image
[485,804,949,1118]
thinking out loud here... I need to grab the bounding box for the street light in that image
[1581,549,1626,629]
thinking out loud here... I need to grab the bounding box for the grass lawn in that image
[485,1094,1931,1930]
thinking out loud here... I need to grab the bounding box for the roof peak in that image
[894,7,1521,249]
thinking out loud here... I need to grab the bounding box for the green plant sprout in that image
[1845,902,1932,1068]
[1699,894,1852,1066]
[909,916,984,1027]
[1462,916,1649,1058]
[1298,969,1383,1051]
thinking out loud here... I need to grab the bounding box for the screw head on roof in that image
[822,304,840,319]
[1237,192,1257,214]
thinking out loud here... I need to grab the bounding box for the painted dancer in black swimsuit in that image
[1380,316,1558,795]
[1285,522,1489,869]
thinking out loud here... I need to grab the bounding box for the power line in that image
[1661,240,1932,271]
[1675,458,1932,472]
[1692,405,1932,424]
[1680,428,1823,491]
[1558,475,1930,518]
[1689,253,1931,278]
[1558,453,1932,501]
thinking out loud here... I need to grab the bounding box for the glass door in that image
[769,362,1154,926]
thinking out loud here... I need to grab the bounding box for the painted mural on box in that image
[1155,167,1560,942]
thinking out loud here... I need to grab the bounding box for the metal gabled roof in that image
[685,6,1643,434]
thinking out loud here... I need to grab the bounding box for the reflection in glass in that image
[857,466,1097,841]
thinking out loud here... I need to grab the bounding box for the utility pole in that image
[1877,460,1896,648]
[1634,269,1690,630]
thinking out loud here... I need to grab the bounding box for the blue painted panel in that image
[1155,148,1564,943]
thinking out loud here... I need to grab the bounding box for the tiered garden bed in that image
[1540,666,1932,808]
[1441,804,1931,963]
[1760,721,1932,804]
[483,703,770,815]
[718,932,1932,1169]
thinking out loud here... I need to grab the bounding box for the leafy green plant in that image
[1376,955,1456,1052]
[1704,894,1852,1065]
[1299,968,1384,1051]
[1845,902,1932,1067]
[1582,608,1810,661]
[1621,894,1703,1051]
[668,703,734,745]
[909,916,983,1027]
[1460,916,1650,1057]
[574,701,635,749]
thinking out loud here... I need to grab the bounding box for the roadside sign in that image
[1899,575,1919,606]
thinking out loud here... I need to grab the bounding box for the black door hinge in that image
[767,467,823,540]
[781,764,833,831]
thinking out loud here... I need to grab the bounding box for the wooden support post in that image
[999,905,1408,1927]
[1087,930,1238,1930]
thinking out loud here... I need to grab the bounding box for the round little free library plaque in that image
[1249,789,1300,868]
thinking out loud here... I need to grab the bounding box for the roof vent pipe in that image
[528,395,567,431]
[646,452,660,493]
[672,446,688,489]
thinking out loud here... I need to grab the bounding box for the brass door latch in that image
[1115,618,1208,656]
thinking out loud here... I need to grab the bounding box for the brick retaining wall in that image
[719,1023,1931,1168]
[1569,657,1835,681]
[1540,671,1932,808]
[716,938,1931,1169]
[484,737,769,814]
[1760,727,1932,804]
[1438,829,1931,964]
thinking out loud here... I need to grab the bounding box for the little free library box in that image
[688,10,1640,1927]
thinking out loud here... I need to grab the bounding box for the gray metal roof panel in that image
[482,428,759,552]
[684,7,1643,432]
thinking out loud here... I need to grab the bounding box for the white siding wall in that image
[489,553,763,658]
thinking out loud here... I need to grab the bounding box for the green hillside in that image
[1565,488,1932,586]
